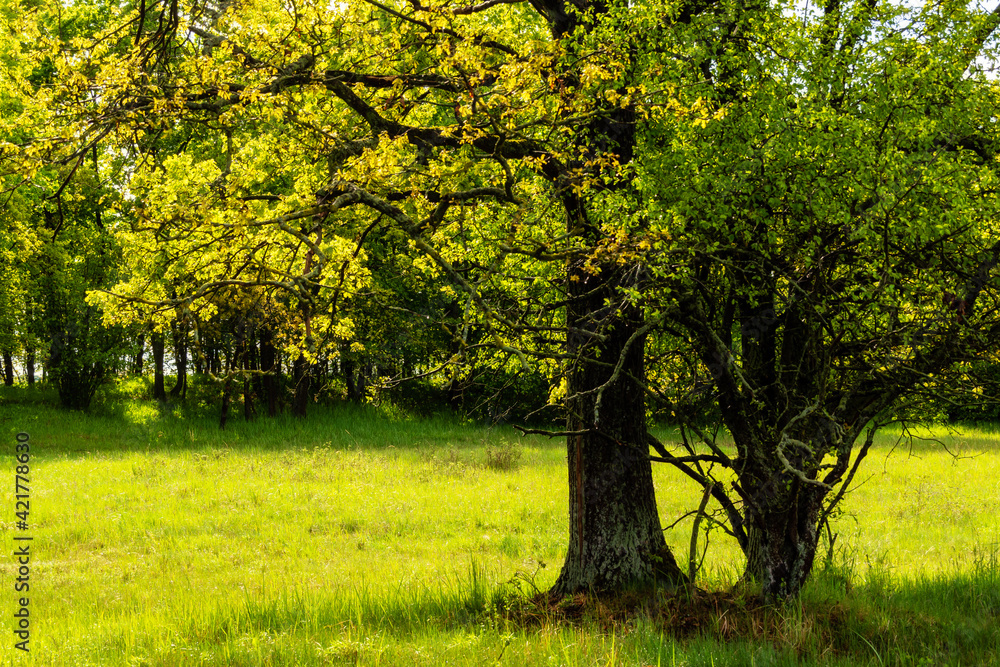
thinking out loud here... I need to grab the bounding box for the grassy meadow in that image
[1,381,999,665]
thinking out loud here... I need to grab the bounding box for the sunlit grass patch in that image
[121,401,162,425]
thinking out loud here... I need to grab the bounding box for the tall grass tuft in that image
[484,438,523,471]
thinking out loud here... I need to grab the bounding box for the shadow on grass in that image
[162,558,1000,667]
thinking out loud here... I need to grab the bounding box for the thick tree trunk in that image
[541,45,685,591]
[539,49,685,592]
[552,263,686,595]
[724,305,832,600]
[741,473,825,600]
[554,422,684,595]
[151,333,167,401]
[730,404,841,600]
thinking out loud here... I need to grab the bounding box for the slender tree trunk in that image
[169,322,187,399]
[25,350,34,386]
[260,328,279,417]
[192,329,206,375]
[2,351,13,386]
[239,319,255,421]
[243,372,253,421]
[219,338,235,429]
[292,352,310,418]
[249,332,264,403]
[133,335,145,375]
[343,352,361,404]
[446,371,466,414]
[151,332,167,401]
[315,358,329,402]
[220,375,232,429]
[210,345,222,374]
[358,364,369,403]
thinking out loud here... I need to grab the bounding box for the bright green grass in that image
[0,383,999,665]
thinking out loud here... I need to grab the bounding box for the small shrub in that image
[485,439,522,471]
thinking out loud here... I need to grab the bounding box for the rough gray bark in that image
[740,471,825,599]
[552,257,686,595]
